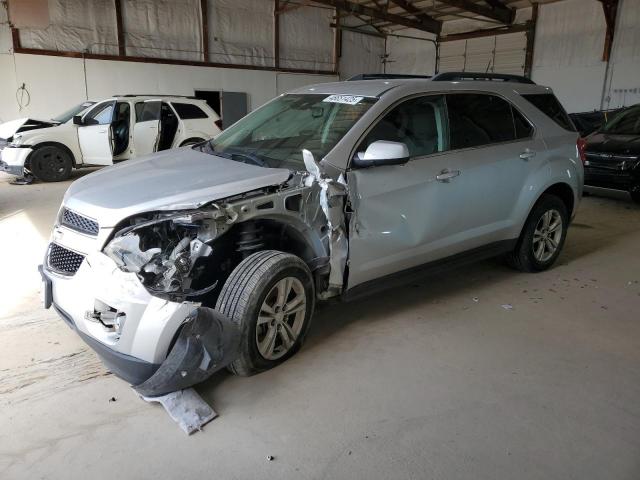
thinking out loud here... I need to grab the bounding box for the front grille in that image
[47,243,85,275]
[61,208,99,236]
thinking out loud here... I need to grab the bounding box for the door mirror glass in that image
[352,140,410,168]
[72,115,83,125]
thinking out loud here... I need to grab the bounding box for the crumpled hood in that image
[0,117,58,140]
[64,147,292,228]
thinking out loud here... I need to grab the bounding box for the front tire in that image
[508,194,568,272]
[29,145,72,182]
[215,250,315,376]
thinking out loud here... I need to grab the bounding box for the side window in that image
[357,95,446,158]
[135,101,161,122]
[84,102,115,125]
[446,94,515,149]
[521,93,575,131]
[171,102,208,119]
[513,108,534,139]
[114,102,130,123]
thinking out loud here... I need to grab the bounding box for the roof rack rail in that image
[431,72,535,85]
[348,73,431,81]
[112,94,198,99]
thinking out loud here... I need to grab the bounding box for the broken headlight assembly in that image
[103,207,231,298]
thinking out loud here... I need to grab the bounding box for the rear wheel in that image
[630,186,640,204]
[508,194,568,272]
[215,250,315,376]
[29,145,72,182]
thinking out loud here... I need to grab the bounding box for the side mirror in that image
[352,140,410,169]
[72,115,83,125]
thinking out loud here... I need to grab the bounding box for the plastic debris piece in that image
[140,388,217,435]
[501,304,513,310]
[472,297,479,303]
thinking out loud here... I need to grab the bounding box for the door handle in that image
[436,169,461,182]
[520,149,536,160]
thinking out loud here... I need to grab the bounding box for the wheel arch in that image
[27,141,77,168]
[539,182,575,217]
[179,137,206,147]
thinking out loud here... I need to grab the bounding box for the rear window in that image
[522,93,575,132]
[171,103,209,119]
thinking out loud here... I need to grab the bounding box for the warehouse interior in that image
[1,0,639,479]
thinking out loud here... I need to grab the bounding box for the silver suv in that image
[40,73,583,396]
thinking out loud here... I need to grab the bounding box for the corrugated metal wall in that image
[438,32,526,75]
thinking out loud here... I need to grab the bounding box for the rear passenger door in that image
[443,93,543,238]
[132,100,161,156]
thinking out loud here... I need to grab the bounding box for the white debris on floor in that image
[139,388,217,435]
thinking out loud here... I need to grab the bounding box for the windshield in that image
[198,94,377,169]
[52,102,96,123]
[601,106,640,135]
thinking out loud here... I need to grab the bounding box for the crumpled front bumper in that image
[1,147,31,176]
[40,250,241,396]
[0,159,25,177]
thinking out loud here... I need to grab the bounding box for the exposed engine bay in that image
[102,160,349,305]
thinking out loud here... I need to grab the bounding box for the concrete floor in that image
[1,170,639,480]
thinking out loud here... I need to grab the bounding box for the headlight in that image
[8,135,24,147]
[103,208,227,297]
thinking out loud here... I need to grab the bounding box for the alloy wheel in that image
[256,276,307,360]
[533,209,563,262]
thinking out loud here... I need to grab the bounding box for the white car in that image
[1,96,221,182]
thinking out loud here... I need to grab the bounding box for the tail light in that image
[214,119,223,130]
[577,137,587,164]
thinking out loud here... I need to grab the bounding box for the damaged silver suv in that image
[40,73,583,396]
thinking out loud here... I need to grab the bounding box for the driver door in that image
[77,101,115,165]
[133,100,161,156]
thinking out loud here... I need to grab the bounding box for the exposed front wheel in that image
[29,145,73,182]
[215,250,315,376]
[508,194,568,272]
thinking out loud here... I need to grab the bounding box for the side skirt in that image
[342,239,517,303]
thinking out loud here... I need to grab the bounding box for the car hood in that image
[64,147,292,228]
[585,132,640,156]
[0,117,58,140]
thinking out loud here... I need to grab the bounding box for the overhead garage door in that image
[437,32,527,75]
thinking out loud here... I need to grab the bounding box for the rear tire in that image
[29,145,72,182]
[508,194,568,272]
[630,186,640,204]
[215,250,315,376]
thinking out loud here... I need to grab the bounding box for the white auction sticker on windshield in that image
[323,95,364,105]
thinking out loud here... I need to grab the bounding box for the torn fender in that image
[134,307,241,397]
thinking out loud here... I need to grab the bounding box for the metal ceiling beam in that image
[312,0,442,33]
[437,0,514,24]
[438,22,527,41]
[389,0,438,31]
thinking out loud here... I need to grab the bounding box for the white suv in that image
[1,96,221,182]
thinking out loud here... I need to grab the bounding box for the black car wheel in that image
[29,145,73,182]
[630,186,640,204]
